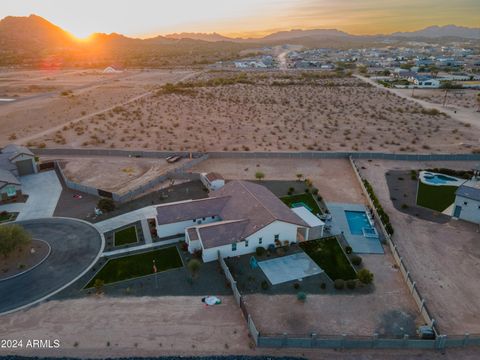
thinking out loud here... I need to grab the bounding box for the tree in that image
[297,291,307,302]
[255,171,265,180]
[187,258,201,279]
[0,224,32,258]
[97,198,115,213]
[296,173,303,181]
[357,268,374,284]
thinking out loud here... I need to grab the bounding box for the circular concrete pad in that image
[0,218,103,314]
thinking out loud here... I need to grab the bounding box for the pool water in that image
[422,173,458,185]
[345,210,377,238]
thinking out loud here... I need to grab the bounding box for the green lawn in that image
[114,226,138,246]
[416,182,458,212]
[280,193,322,215]
[86,246,183,287]
[300,237,356,281]
[0,212,17,223]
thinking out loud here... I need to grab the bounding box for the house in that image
[413,76,441,88]
[452,166,480,224]
[155,180,311,262]
[0,144,37,200]
[200,172,225,191]
[103,66,122,74]
[291,206,324,239]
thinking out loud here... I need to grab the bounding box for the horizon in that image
[0,0,479,39]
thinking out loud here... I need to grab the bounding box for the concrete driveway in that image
[0,171,62,221]
[0,218,103,315]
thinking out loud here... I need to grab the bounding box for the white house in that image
[452,166,480,224]
[155,180,310,262]
[200,172,225,191]
[291,206,324,240]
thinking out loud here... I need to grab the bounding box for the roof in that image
[187,227,199,241]
[211,180,309,237]
[291,206,325,227]
[156,197,229,225]
[0,168,20,186]
[456,183,480,202]
[197,220,249,249]
[1,144,34,160]
[205,172,224,182]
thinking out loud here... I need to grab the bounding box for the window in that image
[259,237,263,244]
[245,240,249,247]
[232,243,237,251]
[274,234,279,241]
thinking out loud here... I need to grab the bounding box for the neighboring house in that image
[200,172,225,191]
[413,76,441,88]
[452,166,480,224]
[155,180,311,262]
[0,144,37,200]
[103,66,122,74]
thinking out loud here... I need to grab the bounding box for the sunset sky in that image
[1,0,479,39]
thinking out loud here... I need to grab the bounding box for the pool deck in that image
[326,202,384,254]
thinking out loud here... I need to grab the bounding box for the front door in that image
[453,205,462,218]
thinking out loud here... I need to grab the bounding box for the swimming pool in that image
[345,210,378,238]
[422,173,459,185]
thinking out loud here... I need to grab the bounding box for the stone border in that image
[0,239,51,283]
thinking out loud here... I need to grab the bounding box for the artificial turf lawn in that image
[86,246,183,287]
[114,226,138,246]
[300,237,356,281]
[0,212,15,223]
[416,182,458,212]
[280,193,322,215]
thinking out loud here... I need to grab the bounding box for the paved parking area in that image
[0,218,103,314]
[259,252,323,285]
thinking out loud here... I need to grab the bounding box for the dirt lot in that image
[404,88,479,110]
[245,250,422,336]
[0,69,198,146]
[3,70,479,152]
[56,156,183,194]
[192,157,366,203]
[356,159,480,334]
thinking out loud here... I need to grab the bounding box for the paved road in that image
[0,218,103,315]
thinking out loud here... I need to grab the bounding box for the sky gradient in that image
[1,0,479,39]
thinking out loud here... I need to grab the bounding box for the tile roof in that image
[0,168,20,186]
[197,220,249,249]
[187,227,199,241]
[156,196,229,225]
[205,172,224,182]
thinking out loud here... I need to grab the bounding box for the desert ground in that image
[191,157,366,203]
[356,159,480,334]
[1,296,479,359]
[1,70,479,152]
[408,88,479,110]
[54,156,184,195]
[0,69,198,146]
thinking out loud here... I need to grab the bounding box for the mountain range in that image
[0,15,478,67]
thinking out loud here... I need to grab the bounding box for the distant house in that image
[413,76,441,88]
[0,144,37,200]
[200,172,225,191]
[452,166,480,224]
[154,180,310,262]
[103,66,123,74]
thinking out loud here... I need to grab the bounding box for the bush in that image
[320,282,326,290]
[345,246,352,255]
[0,224,32,257]
[255,247,266,256]
[297,291,307,302]
[293,282,300,290]
[97,198,115,213]
[346,279,356,289]
[255,171,265,180]
[334,279,345,290]
[351,255,362,266]
[187,259,202,279]
[357,268,374,284]
[261,280,269,290]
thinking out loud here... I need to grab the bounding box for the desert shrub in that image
[0,224,32,257]
[346,279,356,289]
[293,282,300,290]
[297,292,307,302]
[334,279,345,290]
[255,247,266,256]
[276,247,285,256]
[357,268,374,284]
[287,187,295,195]
[320,282,326,290]
[351,255,362,266]
[97,198,115,213]
[255,171,265,180]
[345,246,352,254]
[187,259,202,279]
[261,280,269,290]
